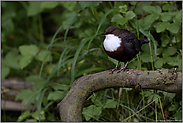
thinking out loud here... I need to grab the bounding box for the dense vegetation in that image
[1,1,182,122]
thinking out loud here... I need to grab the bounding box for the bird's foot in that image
[117,61,129,73]
[109,61,120,74]
[110,68,119,74]
[117,66,127,73]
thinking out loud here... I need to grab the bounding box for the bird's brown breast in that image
[103,45,138,62]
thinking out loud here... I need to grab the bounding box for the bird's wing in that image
[119,30,140,51]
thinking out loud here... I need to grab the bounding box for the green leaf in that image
[90,95,103,107]
[155,5,162,15]
[162,92,176,99]
[2,17,14,35]
[161,38,170,47]
[164,55,181,67]
[17,110,31,122]
[35,50,52,62]
[130,1,137,6]
[118,17,128,26]
[103,99,118,108]
[31,110,45,121]
[143,14,159,28]
[15,89,36,105]
[162,4,173,11]
[78,1,101,10]
[157,48,163,55]
[27,2,43,17]
[19,55,33,69]
[47,91,65,100]
[162,47,176,57]
[153,94,160,104]
[142,90,153,97]
[156,22,170,33]
[45,64,56,74]
[143,5,162,14]
[134,2,152,15]
[1,66,10,79]
[119,5,127,13]
[143,5,159,14]
[82,105,102,121]
[168,103,179,111]
[173,9,182,24]
[147,95,154,103]
[167,23,180,33]
[19,44,39,56]
[174,110,182,121]
[164,57,174,66]
[59,1,77,11]
[174,33,182,43]
[174,55,182,67]
[141,14,159,30]
[26,75,46,91]
[160,34,171,47]
[160,12,172,22]
[4,51,20,69]
[140,52,152,63]
[154,58,163,68]
[51,83,70,91]
[125,11,136,20]
[33,81,45,92]
[111,14,123,22]
[26,75,44,83]
[40,1,59,9]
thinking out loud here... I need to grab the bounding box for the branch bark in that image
[58,68,182,122]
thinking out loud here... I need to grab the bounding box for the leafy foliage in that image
[1,1,182,122]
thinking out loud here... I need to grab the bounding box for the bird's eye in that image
[110,29,115,33]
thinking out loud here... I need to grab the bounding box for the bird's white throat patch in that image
[103,34,121,52]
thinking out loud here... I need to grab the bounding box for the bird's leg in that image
[117,61,129,73]
[110,61,120,74]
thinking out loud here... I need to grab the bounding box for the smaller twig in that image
[159,97,166,122]
[170,44,182,56]
[124,98,159,122]
[93,92,96,96]
[139,114,155,121]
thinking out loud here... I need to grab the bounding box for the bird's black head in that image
[101,26,119,35]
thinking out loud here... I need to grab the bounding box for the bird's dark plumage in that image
[102,26,149,73]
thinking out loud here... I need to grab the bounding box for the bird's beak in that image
[101,33,106,35]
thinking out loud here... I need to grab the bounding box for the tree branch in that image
[58,68,182,122]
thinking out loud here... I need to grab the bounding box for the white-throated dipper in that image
[102,26,149,73]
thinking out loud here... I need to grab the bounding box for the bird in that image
[102,26,149,73]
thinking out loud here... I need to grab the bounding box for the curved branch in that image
[58,68,182,122]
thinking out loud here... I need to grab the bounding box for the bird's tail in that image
[140,40,149,46]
